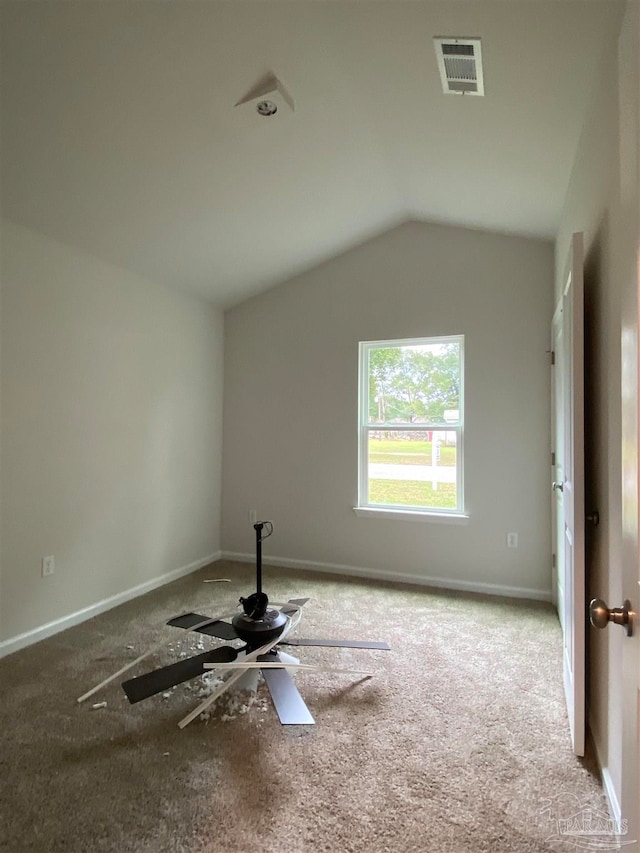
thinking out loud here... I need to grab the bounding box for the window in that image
[358,336,464,516]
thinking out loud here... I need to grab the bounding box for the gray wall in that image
[555,0,637,823]
[222,220,553,598]
[0,221,224,650]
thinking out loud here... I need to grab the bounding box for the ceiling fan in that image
[118,522,390,727]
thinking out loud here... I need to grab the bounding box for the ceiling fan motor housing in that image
[231,609,288,647]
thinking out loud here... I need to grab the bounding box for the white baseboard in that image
[0,551,221,659]
[600,765,622,830]
[1,549,550,660]
[220,551,552,602]
[590,717,623,829]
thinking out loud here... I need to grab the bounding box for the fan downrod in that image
[231,522,288,648]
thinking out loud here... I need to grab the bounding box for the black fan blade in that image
[167,612,238,640]
[258,654,315,725]
[280,638,391,650]
[122,646,238,704]
[280,598,309,616]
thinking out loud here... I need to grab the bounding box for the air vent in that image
[434,37,484,96]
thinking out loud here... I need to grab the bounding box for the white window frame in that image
[356,335,466,520]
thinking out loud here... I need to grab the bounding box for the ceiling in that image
[0,1,623,307]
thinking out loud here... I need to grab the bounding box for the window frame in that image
[357,335,465,518]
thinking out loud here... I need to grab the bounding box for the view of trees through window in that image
[361,338,463,512]
[367,342,460,424]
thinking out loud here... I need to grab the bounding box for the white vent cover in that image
[433,37,484,96]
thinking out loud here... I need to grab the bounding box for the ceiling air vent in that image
[434,37,484,96]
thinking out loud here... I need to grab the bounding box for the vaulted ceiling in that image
[0,1,623,306]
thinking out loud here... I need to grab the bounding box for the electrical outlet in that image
[248,509,257,524]
[507,533,518,549]
[42,555,55,577]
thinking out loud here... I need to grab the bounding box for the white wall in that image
[555,0,636,821]
[0,220,224,650]
[222,220,553,598]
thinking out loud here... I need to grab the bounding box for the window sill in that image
[353,507,469,524]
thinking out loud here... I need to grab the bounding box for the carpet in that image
[0,560,608,852]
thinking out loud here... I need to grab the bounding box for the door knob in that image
[589,598,633,636]
[552,481,564,492]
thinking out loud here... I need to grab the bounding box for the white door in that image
[616,2,638,841]
[552,231,585,756]
[618,269,640,849]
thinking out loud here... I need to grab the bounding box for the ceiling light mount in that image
[234,73,294,118]
[256,100,278,117]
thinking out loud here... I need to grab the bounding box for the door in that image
[552,231,585,756]
[618,2,639,841]
[619,271,640,848]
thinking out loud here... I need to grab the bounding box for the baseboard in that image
[220,551,552,602]
[600,766,622,830]
[0,551,221,659]
[589,717,623,828]
[2,549,549,659]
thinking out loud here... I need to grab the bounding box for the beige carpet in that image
[0,560,608,852]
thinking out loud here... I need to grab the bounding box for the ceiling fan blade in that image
[280,638,391,650]
[167,612,238,640]
[280,598,309,615]
[259,653,315,725]
[122,646,238,704]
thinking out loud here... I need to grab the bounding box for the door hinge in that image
[552,553,557,569]
[551,451,556,466]
[550,350,555,365]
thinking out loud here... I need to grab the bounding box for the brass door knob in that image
[589,598,633,636]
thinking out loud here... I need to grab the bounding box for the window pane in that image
[367,341,461,426]
[367,430,458,510]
